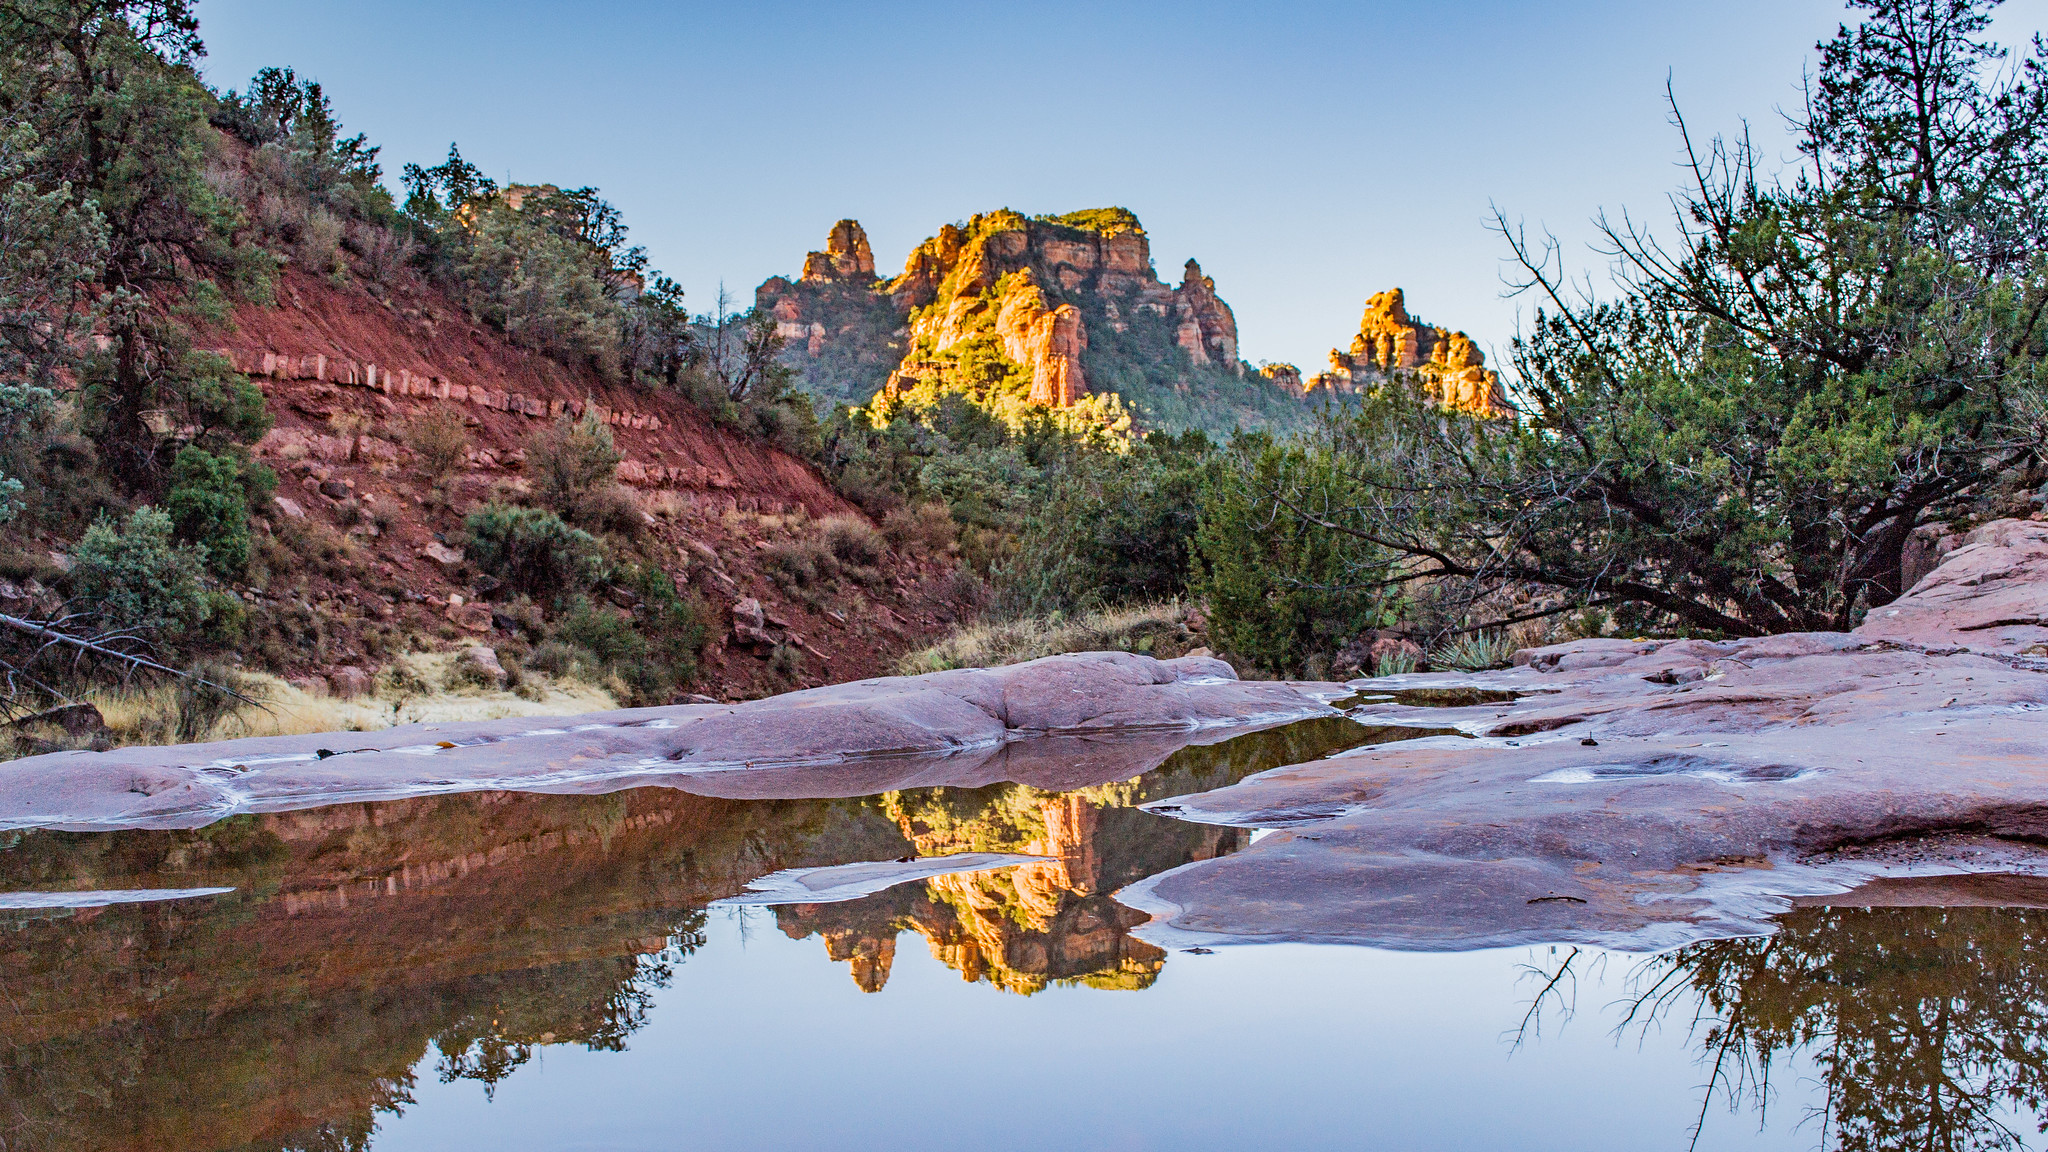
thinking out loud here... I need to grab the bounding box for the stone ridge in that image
[0,652,1339,830]
[217,347,733,491]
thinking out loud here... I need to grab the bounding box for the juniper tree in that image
[1255,0,2048,636]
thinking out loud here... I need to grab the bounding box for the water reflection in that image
[13,708,2047,1152]
[0,718,1370,1151]
[1527,897,2048,1151]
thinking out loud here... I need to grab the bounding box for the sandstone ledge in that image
[0,653,1340,831]
[1123,520,2048,953]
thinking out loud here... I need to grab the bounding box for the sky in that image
[192,0,2048,374]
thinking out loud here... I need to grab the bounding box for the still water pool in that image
[1,718,2039,1150]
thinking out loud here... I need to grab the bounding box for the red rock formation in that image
[800,219,877,282]
[1173,259,1239,370]
[1259,362,1305,393]
[1311,287,1505,416]
[992,275,1090,407]
[767,209,1261,415]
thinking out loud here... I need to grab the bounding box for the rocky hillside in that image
[758,213,1321,436]
[186,266,966,702]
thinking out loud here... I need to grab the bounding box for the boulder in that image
[286,676,329,698]
[327,666,372,698]
[456,645,507,687]
[446,602,493,632]
[421,541,465,571]
[730,597,777,648]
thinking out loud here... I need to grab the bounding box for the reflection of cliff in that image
[0,716,1379,1149]
[776,718,1384,995]
[780,781,1254,995]
[0,789,907,1152]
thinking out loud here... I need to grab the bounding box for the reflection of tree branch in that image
[1621,908,2048,1152]
[1510,947,1585,1053]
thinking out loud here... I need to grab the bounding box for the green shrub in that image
[1193,433,1391,677]
[543,565,703,705]
[527,413,622,521]
[405,408,470,481]
[70,506,213,638]
[164,446,273,578]
[462,504,607,598]
[762,538,828,591]
[881,503,958,558]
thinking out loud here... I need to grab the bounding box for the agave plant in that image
[1427,631,1517,672]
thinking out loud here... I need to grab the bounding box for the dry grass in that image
[894,602,1202,675]
[79,652,618,747]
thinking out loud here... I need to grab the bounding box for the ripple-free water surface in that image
[0,718,2038,1150]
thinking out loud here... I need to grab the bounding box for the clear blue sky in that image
[192,0,2048,374]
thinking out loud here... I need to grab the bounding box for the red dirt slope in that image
[199,267,965,701]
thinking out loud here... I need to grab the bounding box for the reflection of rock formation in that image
[1305,288,1504,416]
[780,781,1246,995]
[0,714,1376,1148]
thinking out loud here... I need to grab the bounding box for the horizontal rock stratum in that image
[0,654,1339,831]
[1123,519,2048,952]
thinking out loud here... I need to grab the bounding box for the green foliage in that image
[527,413,623,523]
[404,150,693,386]
[1034,207,1143,236]
[997,429,1215,616]
[70,506,213,639]
[678,294,822,456]
[1427,631,1516,672]
[0,120,107,394]
[1192,432,1393,676]
[761,279,903,407]
[0,1,280,475]
[213,64,398,262]
[164,445,272,577]
[462,504,608,599]
[1076,293,1327,438]
[543,563,705,705]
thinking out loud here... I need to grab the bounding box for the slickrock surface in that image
[0,653,1339,831]
[1123,519,2048,952]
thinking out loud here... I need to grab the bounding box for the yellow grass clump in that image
[81,651,618,749]
[893,602,1203,675]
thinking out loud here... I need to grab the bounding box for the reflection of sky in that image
[187,0,2048,373]
[377,915,1820,1151]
